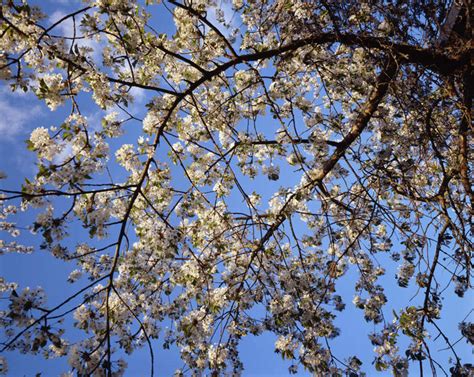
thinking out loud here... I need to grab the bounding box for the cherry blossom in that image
[0,0,472,376]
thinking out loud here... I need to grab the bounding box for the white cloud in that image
[0,93,42,140]
[49,10,102,63]
[0,85,30,98]
[129,87,146,104]
[85,110,104,133]
[46,0,81,4]
[53,143,73,164]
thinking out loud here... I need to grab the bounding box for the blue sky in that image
[1,0,472,376]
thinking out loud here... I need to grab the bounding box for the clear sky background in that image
[0,0,472,376]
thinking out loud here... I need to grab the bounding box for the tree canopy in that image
[0,0,472,375]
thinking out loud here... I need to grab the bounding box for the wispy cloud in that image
[49,10,102,63]
[0,91,43,140]
[45,0,81,4]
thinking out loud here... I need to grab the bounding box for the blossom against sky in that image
[1,0,472,376]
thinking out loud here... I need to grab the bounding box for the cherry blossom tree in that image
[0,0,472,375]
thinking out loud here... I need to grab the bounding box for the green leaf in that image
[26,139,36,151]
